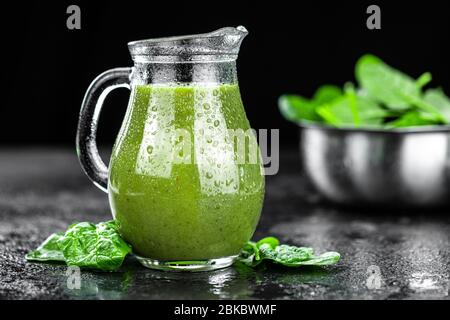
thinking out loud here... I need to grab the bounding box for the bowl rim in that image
[295,121,450,134]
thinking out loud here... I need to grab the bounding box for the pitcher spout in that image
[205,25,249,53]
[128,26,249,62]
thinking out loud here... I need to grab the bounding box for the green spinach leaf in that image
[278,86,343,123]
[313,85,343,106]
[26,221,132,271]
[355,55,445,121]
[59,221,132,271]
[278,95,320,122]
[424,88,450,123]
[238,237,340,268]
[385,111,441,128]
[316,94,388,127]
[259,244,314,266]
[294,251,341,266]
[238,237,281,267]
[355,54,421,111]
[26,233,65,262]
[256,236,280,249]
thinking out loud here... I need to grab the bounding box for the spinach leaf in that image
[313,85,343,106]
[294,251,341,266]
[355,55,445,121]
[237,237,340,268]
[278,86,342,123]
[344,82,361,126]
[355,54,421,111]
[278,95,320,122]
[238,244,261,267]
[316,94,388,127]
[259,244,314,266]
[26,221,132,271]
[26,233,65,262]
[416,72,433,90]
[256,236,279,249]
[424,88,450,123]
[59,221,132,271]
[385,111,441,128]
[238,237,281,267]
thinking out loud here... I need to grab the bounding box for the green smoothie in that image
[108,83,265,260]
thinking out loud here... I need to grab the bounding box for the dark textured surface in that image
[0,148,449,300]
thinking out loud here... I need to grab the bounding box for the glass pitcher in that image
[76,26,265,271]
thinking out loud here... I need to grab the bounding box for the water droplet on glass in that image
[147,146,154,154]
[205,172,213,179]
[214,120,220,127]
[226,179,234,187]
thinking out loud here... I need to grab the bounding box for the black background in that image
[1,0,450,146]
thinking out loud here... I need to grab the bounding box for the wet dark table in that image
[0,148,449,300]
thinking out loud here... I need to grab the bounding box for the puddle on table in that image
[52,256,344,300]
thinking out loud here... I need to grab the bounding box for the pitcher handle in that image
[76,67,132,193]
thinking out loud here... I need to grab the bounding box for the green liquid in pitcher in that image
[108,83,265,261]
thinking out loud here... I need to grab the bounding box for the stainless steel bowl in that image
[299,123,450,207]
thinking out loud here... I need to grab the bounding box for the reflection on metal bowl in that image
[299,123,450,207]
